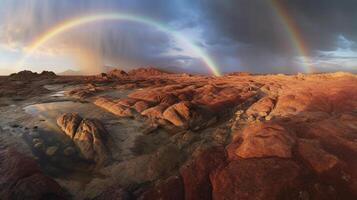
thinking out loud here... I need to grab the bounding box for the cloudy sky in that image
[0,0,356,75]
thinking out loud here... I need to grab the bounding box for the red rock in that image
[180,147,226,200]
[94,97,133,117]
[117,98,137,107]
[141,104,168,119]
[210,158,302,200]
[235,122,295,158]
[0,149,66,200]
[163,101,191,127]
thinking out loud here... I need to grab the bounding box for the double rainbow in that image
[18,13,222,76]
[19,3,313,75]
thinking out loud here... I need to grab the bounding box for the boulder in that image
[0,149,66,200]
[57,113,82,138]
[74,119,109,165]
[235,122,295,158]
[57,113,109,165]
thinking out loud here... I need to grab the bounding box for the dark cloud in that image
[0,0,356,74]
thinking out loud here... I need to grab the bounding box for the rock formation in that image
[0,149,66,200]
[57,113,109,165]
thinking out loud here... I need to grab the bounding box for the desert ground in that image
[0,68,357,200]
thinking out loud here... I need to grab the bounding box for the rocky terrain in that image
[0,68,356,200]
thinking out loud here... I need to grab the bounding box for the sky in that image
[0,0,357,75]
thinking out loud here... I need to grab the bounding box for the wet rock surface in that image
[0,69,356,199]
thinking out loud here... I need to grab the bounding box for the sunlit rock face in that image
[57,113,109,166]
[0,69,356,199]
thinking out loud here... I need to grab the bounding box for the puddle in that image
[23,101,114,131]
[50,91,66,97]
[23,100,147,160]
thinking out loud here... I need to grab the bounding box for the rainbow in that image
[18,13,221,76]
[270,0,314,73]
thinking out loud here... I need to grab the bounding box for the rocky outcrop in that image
[74,119,109,164]
[141,104,168,119]
[108,69,128,79]
[234,122,295,158]
[9,70,56,81]
[57,113,82,138]
[57,113,109,165]
[128,67,171,77]
[163,101,191,127]
[0,149,66,200]
[94,97,134,117]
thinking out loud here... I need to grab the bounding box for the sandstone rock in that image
[117,98,137,107]
[159,93,179,105]
[298,139,339,174]
[141,104,168,119]
[180,147,226,200]
[57,113,82,138]
[163,101,191,127]
[235,122,295,158]
[74,119,109,165]
[210,158,302,200]
[0,149,66,199]
[94,97,133,117]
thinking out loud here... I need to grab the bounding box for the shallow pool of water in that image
[24,101,115,131]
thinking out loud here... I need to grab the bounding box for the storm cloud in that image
[0,0,356,74]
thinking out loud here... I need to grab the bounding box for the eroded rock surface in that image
[57,113,109,165]
[0,149,66,200]
[1,70,357,199]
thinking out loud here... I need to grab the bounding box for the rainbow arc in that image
[19,13,222,76]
